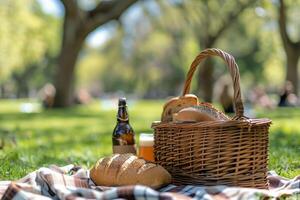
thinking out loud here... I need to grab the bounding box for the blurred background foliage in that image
[0,0,60,98]
[0,0,299,102]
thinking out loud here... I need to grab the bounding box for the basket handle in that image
[182,48,244,119]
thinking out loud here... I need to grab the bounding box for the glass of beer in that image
[139,133,155,162]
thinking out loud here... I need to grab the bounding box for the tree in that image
[278,0,300,95]
[180,0,257,101]
[0,0,60,98]
[72,0,276,99]
[53,0,137,107]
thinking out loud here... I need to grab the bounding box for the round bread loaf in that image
[161,94,199,122]
[173,103,229,122]
[90,154,172,189]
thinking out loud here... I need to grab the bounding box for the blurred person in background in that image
[278,81,298,107]
[219,83,234,113]
[40,83,56,108]
[74,89,92,105]
[249,87,275,109]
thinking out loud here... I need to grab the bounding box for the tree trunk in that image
[53,12,86,107]
[278,0,300,95]
[197,58,214,102]
[196,38,215,102]
[286,50,300,95]
[52,0,137,108]
[53,38,84,107]
[0,84,4,98]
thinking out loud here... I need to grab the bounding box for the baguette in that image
[90,154,171,189]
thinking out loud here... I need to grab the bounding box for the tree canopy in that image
[1,0,300,102]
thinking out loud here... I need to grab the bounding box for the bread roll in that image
[161,94,199,122]
[173,103,229,122]
[90,154,172,189]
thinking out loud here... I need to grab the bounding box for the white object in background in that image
[20,103,40,113]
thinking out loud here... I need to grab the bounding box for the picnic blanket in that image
[0,165,299,200]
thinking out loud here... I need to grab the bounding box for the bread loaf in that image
[90,154,171,189]
[173,103,229,122]
[161,94,199,122]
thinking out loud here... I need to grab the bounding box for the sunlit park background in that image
[0,0,300,180]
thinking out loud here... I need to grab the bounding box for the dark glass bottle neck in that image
[117,105,129,122]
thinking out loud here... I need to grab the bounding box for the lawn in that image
[0,99,299,180]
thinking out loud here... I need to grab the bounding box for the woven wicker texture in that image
[152,48,272,189]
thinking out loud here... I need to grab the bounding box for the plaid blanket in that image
[0,165,299,200]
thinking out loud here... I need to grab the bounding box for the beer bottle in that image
[112,98,136,154]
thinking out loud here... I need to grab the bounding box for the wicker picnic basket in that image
[152,48,272,189]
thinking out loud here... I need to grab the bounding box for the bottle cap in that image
[118,98,127,106]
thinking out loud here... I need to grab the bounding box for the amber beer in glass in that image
[112,98,136,154]
[139,133,154,162]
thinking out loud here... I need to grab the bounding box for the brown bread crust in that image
[90,154,172,189]
[161,94,199,122]
[173,104,229,123]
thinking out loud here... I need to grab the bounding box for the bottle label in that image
[117,117,129,121]
[113,145,136,154]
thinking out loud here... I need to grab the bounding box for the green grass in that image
[0,100,299,180]
[257,108,300,178]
